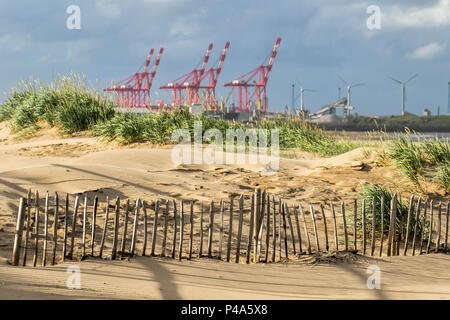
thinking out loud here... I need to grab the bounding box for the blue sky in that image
[1,0,450,115]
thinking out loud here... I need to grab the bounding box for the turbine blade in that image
[352,83,365,88]
[338,75,348,86]
[406,73,418,84]
[388,76,402,84]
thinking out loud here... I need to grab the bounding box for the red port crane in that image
[159,43,213,106]
[197,42,230,110]
[103,47,164,110]
[223,37,281,113]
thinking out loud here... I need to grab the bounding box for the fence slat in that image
[90,196,98,257]
[99,197,110,259]
[218,199,224,260]
[264,195,270,262]
[42,192,49,267]
[12,197,26,266]
[426,200,434,254]
[277,199,282,260]
[199,201,203,258]
[161,200,169,257]
[285,203,296,255]
[256,190,266,262]
[151,200,160,257]
[63,194,69,261]
[320,204,329,252]
[246,194,255,264]
[171,200,177,259]
[379,195,385,257]
[111,197,120,260]
[403,195,414,256]
[292,205,302,255]
[142,200,148,256]
[22,190,32,266]
[188,200,194,260]
[299,204,312,254]
[32,191,40,267]
[50,193,59,265]
[253,189,261,263]
[341,202,348,251]
[226,197,234,262]
[386,194,397,257]
[178,200,184,261]
[207,200,215,258]
[82,196,87,258]
[435,202,442,253]
[130,198,141,256]
[120,199,130,257]
[235,195,244,263]
[419,200,428,254]
[362,199,366,255]
[330,203,338,251]
[370,197,376,256]
[353,199,357,251]
[310,204,320,252]
[69,195,80,260]
[411,197,422,256]
[445,202,449,251]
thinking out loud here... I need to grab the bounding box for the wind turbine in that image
[388,74,418,116]
[338,75,365,116]
[296,79,316,112]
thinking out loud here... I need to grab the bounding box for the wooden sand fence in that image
[10,189,450,267]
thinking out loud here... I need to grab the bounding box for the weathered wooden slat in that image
[370,197,376,256]
[235,195,244,263]
[12,197,26,266]
[207,200,215,258]
[42,192,49,267]
[50,193,59,265]
[161,200,169,257]
[426,200,434,254]
[199,201,203,258]
[151,200,160,257]
[277,199,282,260]
[319,204,329,252]
[419,200,428,254]
[272,196,276,262]
[69,195,80,260]
[379,195,385,257]
[435,202,442,253]
[396,203,404,256]
[293,204,302,255]
[171,200,177,259]
[411,197,422,256]
[111,197,120,260]
[445,202,449,251]
[362,199,366,255]
[188,200,194,260]
[353,199,358,251]
[32,191,40,267]
[90,196,98,257]
[130,198,141,256]
[285,203,296,255]
[120,199,130,257]
[256,190,266,262]
[309,204,320,252]
[63,194,69,261]
[341,202,348,251]
[253,189,261,263]
[403,195,415,256]
[264,195,270,262]
[82,195,87,258]
[330,203,338,251]
[218,199,224,260]
[246,194,255,264]
[386,194,397,257]
[178,200,184,261]
[99,196,110,259]
[299,204,312,254]
[142,200,148,256]
[22,190,32,266]
[226,197,234,262]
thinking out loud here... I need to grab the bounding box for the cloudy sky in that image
[1,0,450,115]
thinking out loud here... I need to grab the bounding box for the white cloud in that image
[406,42,446,60]
[0,33,30,52]
[94,0,122,19]
[384,0,450,29]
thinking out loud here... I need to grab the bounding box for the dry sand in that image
[0,123,449,299]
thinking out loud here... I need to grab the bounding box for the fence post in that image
[299,204,312,254]
[264,195,270,262]
[218,199,224,260]
[130,198,141,256]
[142,200,148,256]
[69,195,80,260]
[246,194,255,264]
[188,200,194,260]
[257,190,266,263]
[342,202,348,252]
[151,200,160,257]
[330,203,338,251]
[309,204,320,252]
[253,188,261,263]
[171,200,177,259]
[63,194,69,260]
[111,197,120,260]
[370,197,376,256]
[82,195,87,258]
[403,195,414,256]
[285,203,296,255]
[226,197,234,262]
[235,195,244,263]
[42,192,49,266]
[22,190,31,266]
[353,199,358,251]
[161,200,169,257]
[178,200,184,261]
[362,199,366,255]
[419,200,428,254]
[90,196,98,257]
[12,197,26,266]
[293,204,303,255]
[386,194,397,257]
[320,204,329,252]
[278,199,282,260]
[426,200,434,254]
[120,199,130,258]
[207,200,215,258]
[411,197,422,256]
[99,196,110,259]
[199,201,203,258]
[32,191,40,267]
[445,202,449,251]
[379,195,385,257]
[435,202,442,253]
